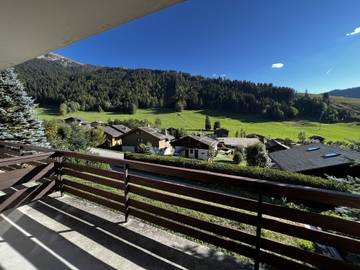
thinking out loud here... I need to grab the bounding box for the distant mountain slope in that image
[327,87,360,98]
[14,54,358,122]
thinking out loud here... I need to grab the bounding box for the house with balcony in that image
[172,135,218,160]
[101,124,131,148]
[120,127,174,154]
[102,126,124,148]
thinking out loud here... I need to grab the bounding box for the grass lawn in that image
[36,106,360,142]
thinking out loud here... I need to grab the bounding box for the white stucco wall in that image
[175,146,209,160]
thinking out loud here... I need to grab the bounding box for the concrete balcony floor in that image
[0,193,254,270]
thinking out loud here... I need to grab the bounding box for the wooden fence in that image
[0,143,57,212]
[0,141,359,270]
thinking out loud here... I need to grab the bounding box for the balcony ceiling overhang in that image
[0,0,182,70]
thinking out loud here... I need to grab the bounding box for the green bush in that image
[124,152,349,192]
[246,143,271,167]
[233,146,246,164]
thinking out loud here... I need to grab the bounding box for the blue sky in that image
[56,0,360,93]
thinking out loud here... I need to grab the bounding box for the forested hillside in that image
[15,56,358,123]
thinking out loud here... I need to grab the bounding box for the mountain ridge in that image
[327,87,360,99]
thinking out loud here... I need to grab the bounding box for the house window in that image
[190,149,193,154]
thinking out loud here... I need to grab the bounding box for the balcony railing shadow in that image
[0,195,252,270]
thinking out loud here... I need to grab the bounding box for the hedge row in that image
[125,153,349,192]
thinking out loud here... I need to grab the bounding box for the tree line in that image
[15,58,358,123]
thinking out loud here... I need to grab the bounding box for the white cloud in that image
[346,26,360,36]
[271,63,284,69]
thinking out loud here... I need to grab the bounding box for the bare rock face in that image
[37,52,82,67]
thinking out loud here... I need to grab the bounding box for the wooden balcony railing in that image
[0,141,359,270]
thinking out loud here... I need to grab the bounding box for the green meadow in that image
[36,106,360,142]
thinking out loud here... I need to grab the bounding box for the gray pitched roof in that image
[218,137,260,147]
[120,127,174,141]
[172,135,218,148]
[111,124,131,134]
[102,126,122,138]
[194,135,217,146]
[270,143,360,172]
[138,127,174,140]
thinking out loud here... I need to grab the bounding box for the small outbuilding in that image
[64,117,85,126]
[309,135,325,144]
[120,127,174,154]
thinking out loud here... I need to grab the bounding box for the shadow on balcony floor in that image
[0,193,254,270]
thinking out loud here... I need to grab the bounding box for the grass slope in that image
[37,106,360,142]
[330,96,360,113]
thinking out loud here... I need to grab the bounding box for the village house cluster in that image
[64,117,360,177]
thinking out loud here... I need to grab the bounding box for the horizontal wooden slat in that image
[0,180,57,213]
[61,150,125,166]
[129,184,257,225]
[262,202,360,237]
[262,217,360,254]
[129,175,258,212]
[63,179,123,202]
[130,199,256,246]
[0,152,55,167]
[129,207,257,260]
[123,158,360,208]
[63,186,125,212]
[3,142,360,208]
[63,162,124,181]
[60,149,360,208]
[63,168,124,190]
[0,163,56,190]
[261,237,360,270]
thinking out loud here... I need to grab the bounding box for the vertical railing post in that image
[55,154,64,196]
[19,145,24,156]
[123,163,129,223]
[254,191,263,270]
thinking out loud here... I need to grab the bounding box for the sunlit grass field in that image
[36,106,360,142]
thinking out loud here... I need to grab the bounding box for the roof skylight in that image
[322,152,341,158]
[306,147,320,152]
